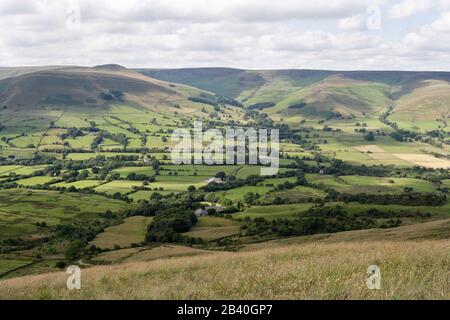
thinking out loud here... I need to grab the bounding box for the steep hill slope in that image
[0,66,194,110]
[390,79,450,130]
[264,75,392,119]
[137,67,266,98]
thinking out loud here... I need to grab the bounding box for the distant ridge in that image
[94,64,128,71]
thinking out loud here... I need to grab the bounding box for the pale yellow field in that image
[0,240,448,300]
[367,153,398,160]
[354,145,387,153]
[353,145,399,161]
[92,245,213,264]
[393,154,450,169]
[353,145,450,168]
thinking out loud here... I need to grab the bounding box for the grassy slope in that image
[0,218,449,299]
[0,239,447,299]
[390,80,450,131]
[246,219,450,247]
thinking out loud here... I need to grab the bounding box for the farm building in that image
[195,206,225,217]
[205,206,225,213]
[195,208,208,217]
[206,177,224,184]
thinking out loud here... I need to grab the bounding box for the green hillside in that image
[139,68,450,132]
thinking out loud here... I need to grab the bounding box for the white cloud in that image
[81,0,386,23]
[338,14,366,31]
[439,0,450,9]
[0,0,448,71]
[0,0,37,15]
[403,11,450,51]
[389,0,434,19]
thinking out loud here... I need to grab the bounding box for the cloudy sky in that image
[0,0,449,70]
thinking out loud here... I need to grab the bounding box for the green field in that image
[0,165,49,177]
[90,216,153,249]
[265,186,327,203]
[149,175,207,192]
[52,180,103,189]
[215,185,273,201]
[128,190,173,202]
[182,216,241,241]
[94,180,144,195]
[234,203,314,220]
[0,189,129,239]
[0,259,34,275]
[111,166,155,178]
[65,135,95,149]
[16,176,57,186]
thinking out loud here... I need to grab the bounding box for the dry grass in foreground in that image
[0,240,448,300]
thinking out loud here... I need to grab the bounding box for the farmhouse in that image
[205,205,225,213]
[206,177,224,184]
[195,208,208,217]
[195,206,225,217]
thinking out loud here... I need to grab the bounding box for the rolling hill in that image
[139,68,450,129]
[1,66,449,131]
[0,65,198,110]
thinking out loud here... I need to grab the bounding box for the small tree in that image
[364,132,375,141]
[215,171,226,180]
[64,240,86,260]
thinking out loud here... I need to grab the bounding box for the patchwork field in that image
[0,165,48,177]
[306,174,438,194]
[0,189,129,240]
[0,66,449,299]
